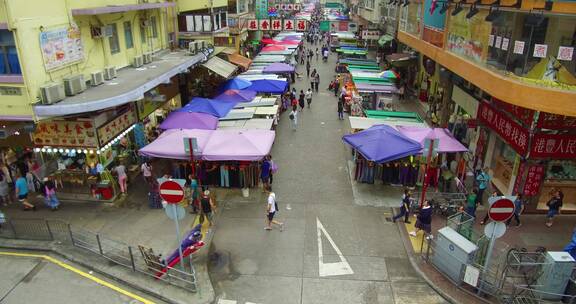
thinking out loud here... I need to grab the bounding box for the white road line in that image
[316,218,354,277]
[490,208,514,213]
[159,189,184,195]
[218,299,237,304]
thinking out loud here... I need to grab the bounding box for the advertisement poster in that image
[33,119,97,148]
[558,46,574,61]
[495,36,502,49]
[533,44,548,58]
[40,27,84,71]
[501,38,509,51]
[488,35,494,47]
[478,101,530,156]
[446,10,490,63]
[423,0,446,30]
[513,40,525,54]
[97,108,137,147]
[523,165,545,196]
[530,134,576,159]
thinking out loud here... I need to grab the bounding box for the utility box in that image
[431,227,478,284]
[537,251,575,300]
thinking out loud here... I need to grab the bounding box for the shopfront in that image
[136,76,182,142]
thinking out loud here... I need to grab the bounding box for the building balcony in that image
[398,31,576,117]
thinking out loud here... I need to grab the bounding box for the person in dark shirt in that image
[546,190,563,227]
[260,159,271,190]
[392,189,411,223]
[410,200,432,238]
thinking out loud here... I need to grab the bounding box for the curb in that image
[392,207,460,304]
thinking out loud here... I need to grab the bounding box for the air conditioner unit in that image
[90,71,104,86]
[63,74,86,96]
[40,82,65,105]
[188,41,198,55]
[102,25,114,38]
[143,52,153,64]
[103,66,117,80]
[133,55,144,68]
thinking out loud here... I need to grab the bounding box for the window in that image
[0,30,21,75]
[237,0,246,14]
[140,25,146,43]
[108,23,120,54]
[123,21,134,49]
[151,16,158,38]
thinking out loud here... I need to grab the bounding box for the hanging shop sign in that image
[536,113,576,130]
[530,133,576,159]
[271,19,282,31]
[478,101,530,156]
[361,30,380,40]
[283,19,295,31]
[513,41,525,54]
[40,26,84,71]
[259,19,270,30]
[97,107,137,147]
[296,19,308,31]
[491,97,535,127]
[33,119,97,148]
[512,162,526,195]
[523,165,545,196]
[247,19,259,31]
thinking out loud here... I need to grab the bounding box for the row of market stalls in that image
[137,32,304,191]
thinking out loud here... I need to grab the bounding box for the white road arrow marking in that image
[316,217,354,277]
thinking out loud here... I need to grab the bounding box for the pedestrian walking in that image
[289,106,298,130]
[265,186,283,231]
[314,73,320,92]
[337,99,344,120]
[392,189,411,223]
[141,161,153,184]
[199,190,215,226]
[300,52,305,65]
[260,157,271,190]
[506,193,524,227]
[475,167,490,205]
[310,69,316,90]
[291,95,298,109]
[15,172,35,211]
[306,61,311,77]
[188,174,200,213]
[465,188,478,218]
[0,175,11,206]
[410,200,432,238]
[305,88,313,108]
[315,48,319,61]
[299,90,305,111]
[545,190,563,227]
[114,162,128,194]
[42,178,60,211]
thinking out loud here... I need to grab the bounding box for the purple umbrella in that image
[215,89,257,103]
[263,62,295,74]
[158,112,218,130]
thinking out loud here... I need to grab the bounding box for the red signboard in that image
[159,180,185,204]
[478,101,530,156]
[512,162,525,195]
[537,113,576,130]
[247,19,258,31]
[259,19,270,30]
[523,165,545,196]
[271,19,282,31]
[530,133,576,159]
[283,19,294,30]
[296,20,307,31]
[488,198,515,222]
[491,97,535,127]
[338,21,349,32]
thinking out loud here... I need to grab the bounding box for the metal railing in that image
[0,218,198,292]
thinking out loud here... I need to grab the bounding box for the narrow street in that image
[208,41,446,304]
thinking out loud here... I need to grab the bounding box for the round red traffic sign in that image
[159,180,185,204]
[488,198,515,222]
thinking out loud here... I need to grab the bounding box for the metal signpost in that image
[183,137,199,175]
[160,180,187,270]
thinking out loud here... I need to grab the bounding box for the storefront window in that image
[486,12,576,90]
[492,136,516,192]
[446,9,491,63]
[399,2,421,36]
[547,160,576,181]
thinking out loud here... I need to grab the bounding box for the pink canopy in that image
[261,45,287,52]
[397,126,469,153]
[276,40,300,45]
[139,129,275,161]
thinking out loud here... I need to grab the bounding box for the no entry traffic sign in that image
[159,180,185,204]
[488,198,515,222]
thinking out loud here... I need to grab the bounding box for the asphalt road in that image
[208,40,447,304]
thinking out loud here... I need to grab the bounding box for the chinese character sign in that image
[296,20,307,31]
[271,19,282,31]
[501,38,509,51]
[478,101,530,156]
[558,46,574,61]
[287,4,293,10]
[537,113,576,129]
[523,165,545,196]
[259,19,270,30]
[283,19,294,30]
[294,4,301,10]
[491,97,535,127]
[513,162,525,195]
[33,120,97,148]
[533,44,547,58]
[247,19,258,31]
[513,40,525,54]
[97,108,137,147]
[530,134,576,159]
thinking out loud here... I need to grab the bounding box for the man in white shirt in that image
[141,161,152,183]
[265,186,284,231]
[305,89,313,108]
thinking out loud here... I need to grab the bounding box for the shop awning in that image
[378,34,394,46]
[227,53,252,70]
[202,56,238,79]
[342,125,422,163]
[33,49,213,119]
[397,126,469,153]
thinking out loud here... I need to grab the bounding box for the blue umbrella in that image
[178,97,238,118]
[215,89,257,103]
[246,79,288,94]
[342,125,421,163]
[222,78,252,90]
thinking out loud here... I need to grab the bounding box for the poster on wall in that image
[513,40,525,54]
[488,35,494,47]
[533,44,548,58]
[501,38,509,51]
[495,36,502,49]
[33,119,97,148]
[446,10,491,63]
[423,0,446,30]
[558,46,574,61]
[40,27,84,71]
[523,165,545,196]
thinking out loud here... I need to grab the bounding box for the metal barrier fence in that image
[0,218,198,292]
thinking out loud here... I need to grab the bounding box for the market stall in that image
[158,112,218,130]
[178,98,238,118]
[245,79,288,94]
[215,89,257,103]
